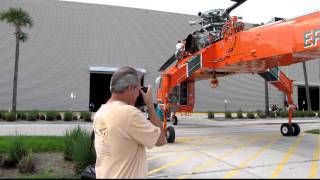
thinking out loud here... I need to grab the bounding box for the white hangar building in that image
[0,0,319,112]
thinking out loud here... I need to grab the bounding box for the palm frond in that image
[19,32,28,42]
[0,7,33,28]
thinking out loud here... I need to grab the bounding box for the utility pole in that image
[302,62,312,111]
[224,99,228,113]
[264,80,270,116]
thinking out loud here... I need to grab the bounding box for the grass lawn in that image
[0,136,77,179]
[10,173,79,179]
[0,136,65,153]
[305,129,320,135]
[0,129,93,179]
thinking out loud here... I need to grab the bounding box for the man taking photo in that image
[93,66,167,178]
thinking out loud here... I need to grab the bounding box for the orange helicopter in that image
[156,0,320,143]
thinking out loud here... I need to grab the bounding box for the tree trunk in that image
[264,80,269,116]
[12,30,20,112]
[302,62,312,111]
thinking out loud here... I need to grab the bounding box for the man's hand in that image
[140,85,166,147]
[139,85,153,109]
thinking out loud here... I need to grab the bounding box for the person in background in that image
[175,40,184,60]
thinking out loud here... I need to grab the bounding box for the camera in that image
[140,86,148,93]
[135,86,148,107]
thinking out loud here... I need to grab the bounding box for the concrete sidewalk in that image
[209,118,320,126]
[0,121,93,136]
[0,115,319,136]
[176,113,320,123]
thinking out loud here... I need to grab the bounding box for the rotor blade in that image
[158,54,176,71]
[226,0,247,14]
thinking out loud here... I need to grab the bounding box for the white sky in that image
[60,0,320,24]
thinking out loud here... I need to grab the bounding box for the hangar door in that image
[89,67,146,112]
[297,86,319,111]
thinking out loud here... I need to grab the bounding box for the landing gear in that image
[166,126,175,143]
[292,123,301,136]
[280,123,300,136]
[280,123,292,136]
[171,115,178,125]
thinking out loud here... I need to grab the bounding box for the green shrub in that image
[39,114,46,120]
[81,112,91,122]
[17,112,24,119]
[72,135,95,175]
[27,112,37,121]
[257,111,266,118]
[64,127,85,161]
[305,129,320,134]
[64,126,95,174]
[56,113,62,120]
[4,134,29,167]
[306,111,316,117]
[207,112,214,119]
[292,110,299,118]
[5,112,16,121]
[28,110,39,120]
[21,113,27,120]
[318,111,320,117]
[0,154,4,166]
[280,111,288,118]
[34,111,40,120]
[64,112,72,121]
[299,111,304,117]
[247,112,255,119]
[237,109,243,119]
[46,111,57,121]
[225,111,232,118]
[269,111,276,118]
[0,110,6,119]
[72,114,78,121]
[17,152,35,173]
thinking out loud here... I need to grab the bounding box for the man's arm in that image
[140,86,167,146]
[146,103,167,146]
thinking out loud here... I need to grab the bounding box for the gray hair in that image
[110,67,141,93]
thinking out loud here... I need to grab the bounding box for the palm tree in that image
[0,8,33,112]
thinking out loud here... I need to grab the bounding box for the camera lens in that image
[141,86,148,93]
[135,87,147,108]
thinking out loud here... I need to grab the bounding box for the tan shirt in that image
[93,101,161,179]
